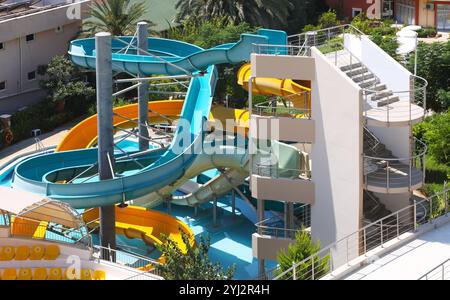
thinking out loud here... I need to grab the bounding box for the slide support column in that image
[137,22,149,151]
[231,189,236,216]
[213,196,218,227]
[96,32,116,258]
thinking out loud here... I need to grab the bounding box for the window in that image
[0,81,5,90]
[27,71,36,81]
[352,8,363,18]
[25,34,35,42]
[0,42,4,50]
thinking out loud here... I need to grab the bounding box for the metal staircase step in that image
[340,62,362,72]
[346,66,368,77]
[369,90,394,101]
[352,72,375,83]
[359,78,379,88]
[377,96,400,107]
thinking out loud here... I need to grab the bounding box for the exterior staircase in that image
[363,190,391,224]
[340,62,400,107]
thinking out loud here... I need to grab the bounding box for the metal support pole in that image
[194,204,198,217]
[167,197,172,215]
[96,32,116,256]
[231,189,236,216]
[284,202,289,238]
[257,198,265,223]
[213,196,218,227]
[289,202,295,231]
[137,22,149,151]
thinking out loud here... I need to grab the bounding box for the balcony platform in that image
[364,101,425,127]
[365,162,423,194]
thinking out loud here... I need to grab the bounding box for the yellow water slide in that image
[56,100,184,152]
[237,63,311,110]
[56,100,249,152]
[83,205,195,255]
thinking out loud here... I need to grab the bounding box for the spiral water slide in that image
[11,30,285,209]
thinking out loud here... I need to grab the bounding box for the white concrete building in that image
[248,26,428,277]
[0,0,91,113]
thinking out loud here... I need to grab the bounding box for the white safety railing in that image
[253,91,311,119]
[255,204,311,240]
[419,258,450,280]
[257,187,450,280]
[364,138,427,191]
[93,245,162,277]
[319,42,428,125]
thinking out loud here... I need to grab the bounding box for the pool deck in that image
[344,221,450,280]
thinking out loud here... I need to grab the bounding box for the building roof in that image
[0,0,75,21]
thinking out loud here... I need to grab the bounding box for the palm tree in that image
[175,0,294,29]
[83,0,154,36]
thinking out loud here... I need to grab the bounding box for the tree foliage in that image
[275,230,329,280]
[38,56,95,108]
[407,41,450,112]
[174,0,294,29]
[414,111,450,165]
[83,0,153,36]
[155,230,235,280]
[168,17,253,105]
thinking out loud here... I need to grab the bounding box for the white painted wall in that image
[310,48,363,259]
[0,21,82,100]
[344,34,411,95]
[368,125,411,158]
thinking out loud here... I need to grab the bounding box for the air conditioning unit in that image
[425,3,433,10]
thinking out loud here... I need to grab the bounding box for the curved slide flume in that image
[12,30,286,209]
[237,63,311,110]
[56,100,184,152]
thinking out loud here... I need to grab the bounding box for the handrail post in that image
[445,182,448,216]
[293,261,297,280]
[380,219,384,248]
[311,257,315,280]
[413,201,418,231]
[346,238,349,264]
[396,212,400,238]
[386,161,390,191]
[363,227,367,254]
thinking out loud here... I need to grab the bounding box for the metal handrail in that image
[288,24,366,41]
[267,187,450,280]
[419,257,450,280]
[253,164,312,180]
[364,137,427,161]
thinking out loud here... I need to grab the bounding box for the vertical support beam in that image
[194,204,198,217]
[257,197,265,277]
[231,189,236,216]
[289,202,295,230]
[166,197,172,215]
[137,22,149,151]
[96,32,116,256]
[284,201,289,238]
[213,196,218,227]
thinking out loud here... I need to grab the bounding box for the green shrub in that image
[275,230,329,280]
[417,27,437,38]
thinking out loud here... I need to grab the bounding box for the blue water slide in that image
[12,30,288,209]
[69,34,270,75]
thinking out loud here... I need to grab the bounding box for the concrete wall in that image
[0,22,81,100]
[418,0,436,27]
[310,48,363,252]
[251,175,315,204]
[252,233,294,261]
[250,54,315,80]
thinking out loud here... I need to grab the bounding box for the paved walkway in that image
[344,221,450,280]
[0,119,80,165]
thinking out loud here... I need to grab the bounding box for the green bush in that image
[417,27,437,38]
[275,230,329,280]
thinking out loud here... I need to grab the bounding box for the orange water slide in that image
[56,100,184,152]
